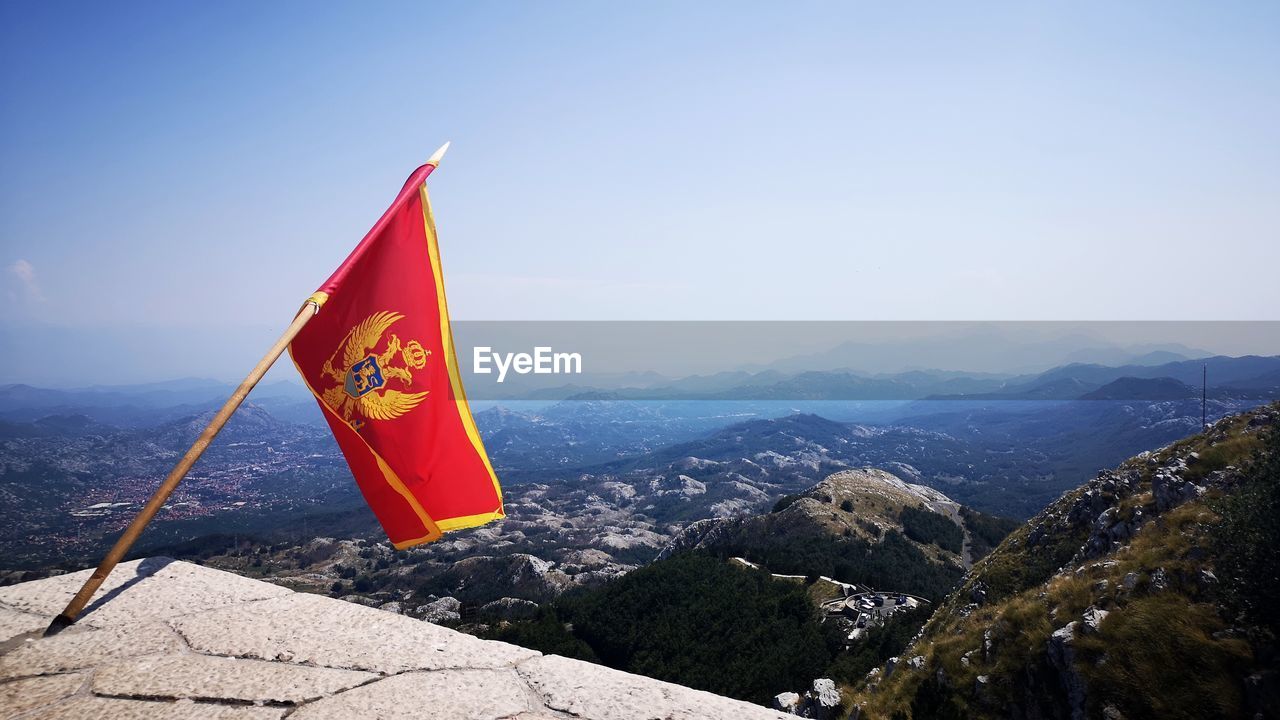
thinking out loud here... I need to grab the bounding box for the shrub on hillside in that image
[959,506,1020,560]
[899,505,964,554]
[483,607,598,662]
[1215,428,1280,631]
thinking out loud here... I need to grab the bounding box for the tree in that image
[557,554,838,704]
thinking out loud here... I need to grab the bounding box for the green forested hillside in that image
[488,553,840,704]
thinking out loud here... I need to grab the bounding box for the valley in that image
[0,358,1277,717]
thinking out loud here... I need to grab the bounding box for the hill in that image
[1078,376,1196,401]
[476,470,1018,712]
[657,468,1011,601]
[853,404,1280,719]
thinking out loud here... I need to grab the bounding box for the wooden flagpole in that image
[45,299,322,635]
[44,143,451,635]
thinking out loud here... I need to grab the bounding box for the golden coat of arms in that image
[319,311,431,427]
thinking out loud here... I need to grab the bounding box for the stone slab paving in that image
[170,593,538,674]
[25,696,286,719]
[0,558,290,631]
[0,674,85,717]
[289,669,536,719]
[93,654,375,704]
[0,609,47,649]
[0,622,183,681]
[518,654,793,720]
[0,558,790,719]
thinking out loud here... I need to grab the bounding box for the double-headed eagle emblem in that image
[319,311,431,428]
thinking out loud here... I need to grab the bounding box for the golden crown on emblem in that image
[402,340,430,370]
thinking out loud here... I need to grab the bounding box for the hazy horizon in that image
[3,320,1279,387]
[3,2,1278,385]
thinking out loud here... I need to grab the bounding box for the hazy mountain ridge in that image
[10,352,1270,418]
[486,354,1280,402]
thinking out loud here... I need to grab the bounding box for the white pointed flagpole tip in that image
[426,141,451,167]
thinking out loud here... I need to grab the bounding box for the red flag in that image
[289,162,502,548]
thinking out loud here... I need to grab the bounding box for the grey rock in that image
[418,596,463,624]
[973,675,993,704]
[1120,572,1139,592]
[808,676,839,707]
[970,582,988,606]
[1152,471,1205,513]
[1102,705,1127,720]
[1047,622,1086,720]
[481,596,540,621]
[772,691,802,714]
[436,554,572,603]
[884,656,898,678]
[1151,567,1168,592]
[1081,607,1109,635]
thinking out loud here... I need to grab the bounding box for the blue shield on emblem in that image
[345,356,385,398]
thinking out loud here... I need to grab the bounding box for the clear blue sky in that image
[1,2,1278,384]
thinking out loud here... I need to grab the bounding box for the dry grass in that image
[1075,595,1252,719]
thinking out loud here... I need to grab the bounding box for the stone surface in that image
[25,696,286,719]
[1081,606,1110,635]
[772,690,801,713]
[1047,621,1086,720]
[0,673,85,716]
[480,596,540,621]
[1,621,183,680]
[0,559,793,719]
[0,606,47,645]
[291,669,534,719]
[0,558,289,629]
[417,595,463,624]
[93,654,376,703]
[518,654,791,720]
[803,678,842,720]
[171,593,537,673]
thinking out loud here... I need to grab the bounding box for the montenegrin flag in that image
[289,159,502,548]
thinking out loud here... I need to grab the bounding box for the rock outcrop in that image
[771,678,842,719]
[852,403,1280,720]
